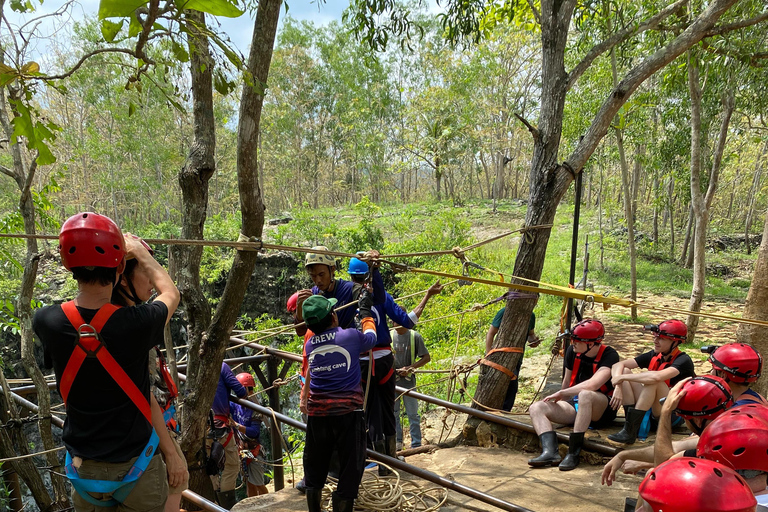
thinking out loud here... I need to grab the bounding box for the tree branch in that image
[567,0,687,90]
[526,0,541,25]
[514,112,539,141]
[701,39,768,68]
[705,10,768,37]
[0,164,15,179]
[41,48,140,81]
[401,144,438,170]
[565,0,740,173]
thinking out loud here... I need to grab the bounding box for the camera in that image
[700,345,719,354]
[643,324,660,333]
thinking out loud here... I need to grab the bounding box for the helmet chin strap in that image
[660,339,680,357]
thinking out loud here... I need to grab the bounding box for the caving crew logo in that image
[309,344,352,373]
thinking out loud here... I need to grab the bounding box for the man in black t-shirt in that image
[528,319,620,471]
[34,212,179,511]
[608,319,695,445]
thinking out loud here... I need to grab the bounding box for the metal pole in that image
[175,354,269,373]
[181,490,229,512]
[266,356,285,491]
[0,387,65,429]
[565,169,583,352]
[230,397,536,512]
[396,387,618,457]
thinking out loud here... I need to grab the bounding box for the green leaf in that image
[98,0,147,19]
[128,14,141,38]
[178,0,243,18]
[34,142,56,165]
[128,101,136,116]
[171,41,189,63]
[100,19,124,42]
[9,100,34,144]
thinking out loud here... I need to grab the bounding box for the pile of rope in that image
[322,463,447,512]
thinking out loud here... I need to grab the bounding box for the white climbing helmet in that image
[305,246,336,268]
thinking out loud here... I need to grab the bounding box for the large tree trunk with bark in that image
[737,209,768,398]
[178,0,281,499]
[175,10,217,500]
[474,0,739,409]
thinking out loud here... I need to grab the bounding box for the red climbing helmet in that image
[731,402,768,425]
[709,343,763,383]
[286,292,299,313]
[571,319,604,344]
[639,458,757,512]
[697,404,768,472]
[59,212,125,270]
[236,373,255,388]
[674,375,733,420]
[656,319,687,341]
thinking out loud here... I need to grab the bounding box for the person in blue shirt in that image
[230,373,268,498]
[300,292,377,512]
[294,247,385,335]
[347,257,442,475]
[208,362,247,508]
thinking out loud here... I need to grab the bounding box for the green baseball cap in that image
[302,295,337,324]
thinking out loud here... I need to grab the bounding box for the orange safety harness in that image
[569,344,610,394]
[59,301,159,507]
[648,346,682,387]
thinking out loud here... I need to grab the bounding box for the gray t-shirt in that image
[392,329,429,369]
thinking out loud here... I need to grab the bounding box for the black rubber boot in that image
[332,491,355,512]
[558,432,584,471]
[375,437,396,477]
[608,407,647,444]
[215,489,238,510]
[307,488,324,512]
[527,431,561,467]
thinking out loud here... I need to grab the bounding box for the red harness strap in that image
[479,347,525,381]
[649,347,681,387]
[569,345,609,394]
[59,301,152,425]
[155,347,179,400]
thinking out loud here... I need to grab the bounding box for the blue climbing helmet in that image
[348,257,369,276]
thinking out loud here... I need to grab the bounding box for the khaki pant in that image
[72,454,168,512]
[206,432,240,492]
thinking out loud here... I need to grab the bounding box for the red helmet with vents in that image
[59,212,125,270]
[639,458,756,512]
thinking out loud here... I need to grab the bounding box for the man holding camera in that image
[608,319,695,445]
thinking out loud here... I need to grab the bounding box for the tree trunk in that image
[744,143,766,255]
[686,53,735,342]
[179,0,281,499]
[0,82,69,509]
[668,177,675,261]
[680,204,694,266]
[175,9,218,501]
[0,373,54,512]
[737,209,768,398]
[616,130,638,320]
[472,0,739,408]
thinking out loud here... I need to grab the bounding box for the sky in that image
[3,0,351,68]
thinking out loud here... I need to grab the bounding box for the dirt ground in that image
[231,442,641,512]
